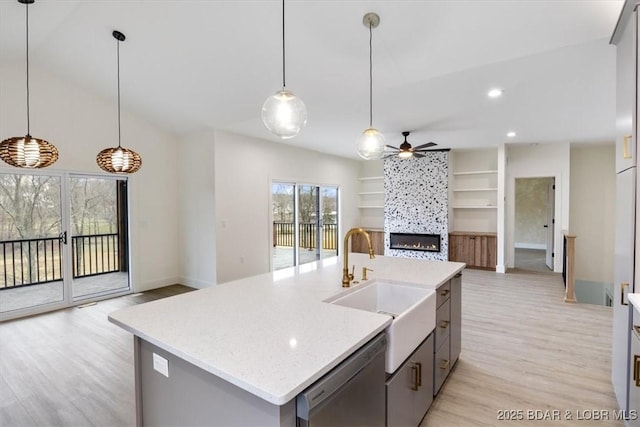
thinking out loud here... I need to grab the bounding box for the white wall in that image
[213,130,361,284]
[0,63,180,292]
[505,143,570,271]
[177,131,217,289]
[569,144,615,285]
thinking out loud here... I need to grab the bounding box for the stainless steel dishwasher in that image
[296,333,387,427]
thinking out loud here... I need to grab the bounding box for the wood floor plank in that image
[422,269,622,426]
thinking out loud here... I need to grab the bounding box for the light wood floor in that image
[0,270,621,426]
[423,268,621,426]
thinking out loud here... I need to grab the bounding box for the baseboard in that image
[179,276,216,289]
[514,243,546,250]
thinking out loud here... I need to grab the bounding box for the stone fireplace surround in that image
[383,151,449,261]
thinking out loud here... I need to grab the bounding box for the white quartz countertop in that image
[108,253,465,405]
[630,293,640,310]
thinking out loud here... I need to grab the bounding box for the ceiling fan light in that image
[261,89,307,139]
[357,127,385,160]
[0,135,58,168]
[398,150,413,159]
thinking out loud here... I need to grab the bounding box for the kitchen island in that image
[109,253,465,426]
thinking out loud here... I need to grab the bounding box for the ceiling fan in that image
[383,131,437,159]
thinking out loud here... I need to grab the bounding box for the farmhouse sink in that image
[327,280,436,373]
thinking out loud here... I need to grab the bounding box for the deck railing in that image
[1,233,120,289]
[273,222,338,250]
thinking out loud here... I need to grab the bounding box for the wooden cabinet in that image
[386,334,434,427]
[448,232,496,270]
[351,229,384,255]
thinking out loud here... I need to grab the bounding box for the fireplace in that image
[389,232,441,252]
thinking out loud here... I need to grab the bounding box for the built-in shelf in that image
[452,170,498,176]
[358,176,385,211]
[452,188,497,192]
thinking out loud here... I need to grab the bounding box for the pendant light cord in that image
[25,2,30,135]
[368,20,373,128]
[282,0,286,89]
[116,36,122,148]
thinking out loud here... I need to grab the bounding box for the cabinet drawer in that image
[435,299,451,350]
[434,336,451,395]
[436,281,451,308]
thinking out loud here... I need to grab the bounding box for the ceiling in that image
[0,0,624,160]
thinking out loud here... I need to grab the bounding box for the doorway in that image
[514,177,555,272]
[271,182,339,270]
[0,171,131,319]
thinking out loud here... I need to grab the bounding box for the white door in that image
[545,180,555,270]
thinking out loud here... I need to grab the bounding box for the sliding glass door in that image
[0,171,130,319]
[272,182,339,271]
[0,173,65,313]
[69,176,130,300]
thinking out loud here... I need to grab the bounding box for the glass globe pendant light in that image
[96,31,142,174]
[0,0,58,169]
[356,12,385,160]
[261,0,307,139]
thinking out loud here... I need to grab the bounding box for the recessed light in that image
[507,131,516,138]
[487,88,503,98]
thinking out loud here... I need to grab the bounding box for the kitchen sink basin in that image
[327,280,436,373]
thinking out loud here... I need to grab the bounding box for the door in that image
[69,176,130,301]
[545,180,555,270]
[0,171,131,319]
[272,182,339,271]
[613,166,636,412]
[0,172,66,314]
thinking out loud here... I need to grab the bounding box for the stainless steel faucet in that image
[342,228,375,287]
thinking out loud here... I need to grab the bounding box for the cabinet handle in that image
[440,360,450,370]
[634,355,640,387]
[440,289,450,297]
[410,363,419,391]
[621,283,629,306]
[440,320,450,329]
[415,362,422,387]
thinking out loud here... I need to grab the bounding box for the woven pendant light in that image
[0,0,58,169]
[96,30,142,174]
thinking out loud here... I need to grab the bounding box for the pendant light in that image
[96,31,142,174]
[0,0,58,169]
[261,0,307,139]
[356,12,385,160]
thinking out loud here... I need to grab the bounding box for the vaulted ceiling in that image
[0,0,624,159]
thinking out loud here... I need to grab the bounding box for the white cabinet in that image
[612,0,639,414]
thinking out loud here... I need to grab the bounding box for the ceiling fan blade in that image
[382,154,396,159]
[412,142,437,150]
[413,153,426,158]
[386,145,399,150]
